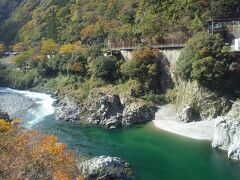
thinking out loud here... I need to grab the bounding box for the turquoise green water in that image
[34,114,240,180]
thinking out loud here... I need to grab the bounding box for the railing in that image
[107,37,188,51]
[208,19,240,38]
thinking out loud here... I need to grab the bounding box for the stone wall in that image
[120,49,182,65]
[160,49,181,66]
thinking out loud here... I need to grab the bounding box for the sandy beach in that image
[153,104,215,141]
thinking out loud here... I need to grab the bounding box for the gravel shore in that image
[0,91,34,118]
[153,104,215,141]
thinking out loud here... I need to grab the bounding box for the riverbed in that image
[1,88,240,180]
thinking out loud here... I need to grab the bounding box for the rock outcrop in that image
[78,156,131,180]
[212,117,240,160]
[227,101,240,119]
[55,90,156,128]
[212,101,240,161]
[86,91,124,129]
[55,96,81,123]
[122,102,156,125]
[174,81,231,121]
[177,105,201,123]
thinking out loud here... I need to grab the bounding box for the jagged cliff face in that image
[173,81,232,121]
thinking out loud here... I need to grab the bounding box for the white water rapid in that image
[0,88,55,128]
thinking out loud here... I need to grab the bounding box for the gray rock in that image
[122,102,155,125]
[177,106,201,123]
[0,92,34,118]
[55,91,157,129]
[227,101,240,119]
[86,92,123,128]
[212,117,240,160]
[55,96,80,122]
[0,110,11,121]
[78,156,131,180]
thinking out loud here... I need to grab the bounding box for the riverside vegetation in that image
[1,0,240,179]
[0,117,82,180]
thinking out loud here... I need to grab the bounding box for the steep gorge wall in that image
[160,49,181,66]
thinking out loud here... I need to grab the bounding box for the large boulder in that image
[86,92,123,128]
[78,156,131,180]
[0,110,11,121]
[55,96,80,122]
[212,117,240,160]
[177,106,201,123]
[122,102,156,125]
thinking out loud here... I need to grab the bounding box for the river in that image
[1,88,240,180]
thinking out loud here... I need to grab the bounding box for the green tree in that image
[14,50,33,71]
[89,56,119,82]
[175,32,240,93]
[122,50,163,92]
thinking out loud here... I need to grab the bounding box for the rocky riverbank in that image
[0,89,34,118]
[212,101,240,160]
[0,88,134,179]
[54,89,157,129]
[153,104,215,140]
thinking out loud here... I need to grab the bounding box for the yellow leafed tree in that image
[59,44,75,55]
[0,43,6,56]
[0,118,81,179]
[41,39,57,55]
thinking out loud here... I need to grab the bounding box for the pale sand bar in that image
[153,104,215,141]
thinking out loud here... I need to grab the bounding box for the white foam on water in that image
[4,88,55,128]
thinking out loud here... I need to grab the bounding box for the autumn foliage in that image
[80,24,96,41]
[12,42,26,53]
[59,44,76,55]
[0,119,81,180]
[0,43,6,56]
[132,50,158,61]
[41,39,57,55]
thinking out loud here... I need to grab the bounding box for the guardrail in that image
[107,37,187,51]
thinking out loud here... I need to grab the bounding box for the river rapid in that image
[1,88,240,180]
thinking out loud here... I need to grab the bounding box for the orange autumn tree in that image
[0,119,82,180]
[12,42,26,53]
[80,24,96,41]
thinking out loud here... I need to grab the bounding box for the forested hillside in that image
[0,0,41,43]
[0,0,240,104]
[1,0,240,45]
